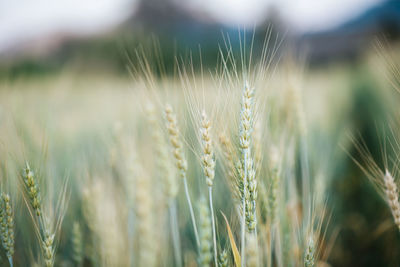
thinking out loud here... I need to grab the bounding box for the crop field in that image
[0,44,399,267]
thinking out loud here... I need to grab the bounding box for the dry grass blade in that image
[221,212,241,267]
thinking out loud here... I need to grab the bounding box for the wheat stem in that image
[169,199,182,267]
[208,187,218,267]
[300,139,311,228]
[183,176,200,248]
[241,154,248,267]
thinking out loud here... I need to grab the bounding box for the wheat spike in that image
[239,82,257,266]
[165,104,187,177]
[200,110,216,187]
[0,193,14,267]
[42,230,55,267]
[218,248,229,267]
[198,197,212,267]
[384,170,400,229]
[200,110,218,266]
[23,163,41,217]
[72,222,84,266]
[304,236,315,267]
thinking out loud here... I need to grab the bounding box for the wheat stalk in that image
[246,233,258,267]
[165,104,200,248]
[146,103,181,266]
[239,82,257,266]
[22,163,65,267]
[199,110,218,266]
[147,103,179,199]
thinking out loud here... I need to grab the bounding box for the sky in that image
[195,0,383,31]
[0,0,384,53]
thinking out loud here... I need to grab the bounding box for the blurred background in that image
[1,0,400,76]
[1,0,400,266]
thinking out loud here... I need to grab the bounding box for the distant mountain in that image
[4,0,397,74]
[124,0,238,47]
[298,0,400,63]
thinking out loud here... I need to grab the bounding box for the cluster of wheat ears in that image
[1,37,400,266]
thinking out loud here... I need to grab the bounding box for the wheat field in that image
[0,42,400,267]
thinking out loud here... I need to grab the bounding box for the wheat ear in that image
[0,193,14,267]
[135,167,157,267]
[384,170,400,229]
[198,197,212,267]
[304,236,315,267]
[269,147,280,225]
[23,163,57,267]
[200,110,218,266]
[72,222,83,266]
[23,163,41,217]
[239,82,256,266]
[218,248,229,267]
[43,230,55,267]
